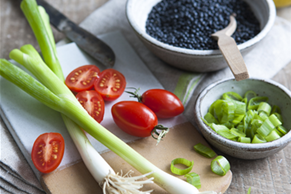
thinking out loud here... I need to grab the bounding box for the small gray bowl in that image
[194,78,291,160]
[126,0,276,72]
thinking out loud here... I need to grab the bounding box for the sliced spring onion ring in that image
[238,136,251,143]
[268,114,282,127]
[230,128,246,137]
[184,172,201,189]
[218,130,237,140]
[193,143,216,158]
[277,125,288,135]
[252,134,267,143]
[257,119,275,137]
[222,91,243,101]
[204,112,218,124]
[257,102,271,116]
[170,158,194,175]
[210,123,229,133]
[244,90,257,100]
[274,113,283,123]
[248,96,268,110]
[211,156,230,176]
[271,105,281,114]
[265,130,281,142]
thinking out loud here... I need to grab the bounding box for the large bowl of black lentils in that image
[126,0,276,72]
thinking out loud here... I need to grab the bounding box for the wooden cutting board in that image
[41,122,232,194]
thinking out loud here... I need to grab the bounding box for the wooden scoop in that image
[211,15,249,81]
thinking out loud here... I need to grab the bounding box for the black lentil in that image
[145,0,261,50]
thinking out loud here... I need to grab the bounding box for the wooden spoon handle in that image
[217,35,249,81]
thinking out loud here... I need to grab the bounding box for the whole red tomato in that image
[111,101,168,138]
[126,88,184,118]
[31,133,65,173]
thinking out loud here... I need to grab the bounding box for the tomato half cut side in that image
[76,90,105,123]
[94,68,126,101]
[31,133,65,173]
[65,65,100,92]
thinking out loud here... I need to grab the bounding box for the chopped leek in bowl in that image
[194,78,291,160]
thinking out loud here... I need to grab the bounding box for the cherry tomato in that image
[127,88,184,118]
[65,65,100,92]
[31,133,65,173]
[76,90,105,123]
[111,101,158,137]
[94,68,126,101]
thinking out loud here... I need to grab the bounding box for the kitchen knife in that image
[36,0,115,68]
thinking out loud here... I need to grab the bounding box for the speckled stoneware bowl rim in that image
[126,0,276,57]
[194,78,291,151]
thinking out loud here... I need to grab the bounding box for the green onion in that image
[238,137,251,143]
[277,125,288,135]
[257,102,271,116]
[222,91,243,101]
[257,119,275,137]
[230,128,246,138]
[217,130,237,140]
[271,105,281,114]
[232,115,245,125]
[220,101,235,123]
[210,123,229,133]
[184,172,201,189]
[204,112,218,124]
[274,113,283,123]
[244,90,257,100]
[265,130,281,142]
[211,156,230,176]
[170,158,194,175]
[268,114,282,128]
[258,112,268,121]
[193,143,216,158]
[247,187,251,194]
[248,97,268,110]
[252,134,267,143]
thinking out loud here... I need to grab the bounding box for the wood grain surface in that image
[1,0,291,193]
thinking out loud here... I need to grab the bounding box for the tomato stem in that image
[125,87,143,102]
[151,125,170,145]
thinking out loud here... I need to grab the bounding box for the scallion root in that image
[102,170,154,194]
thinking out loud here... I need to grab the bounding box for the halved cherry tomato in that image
[94,68,126,101]
[31,133,65,173]
[111,101,158,137]
[126,88,184,118]
[76,90,105,123]
[65,65,100,92]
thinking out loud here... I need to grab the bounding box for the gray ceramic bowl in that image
[126,0,276,72]
[194,78,291,160]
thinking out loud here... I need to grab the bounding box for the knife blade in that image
[36,0,115,68]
